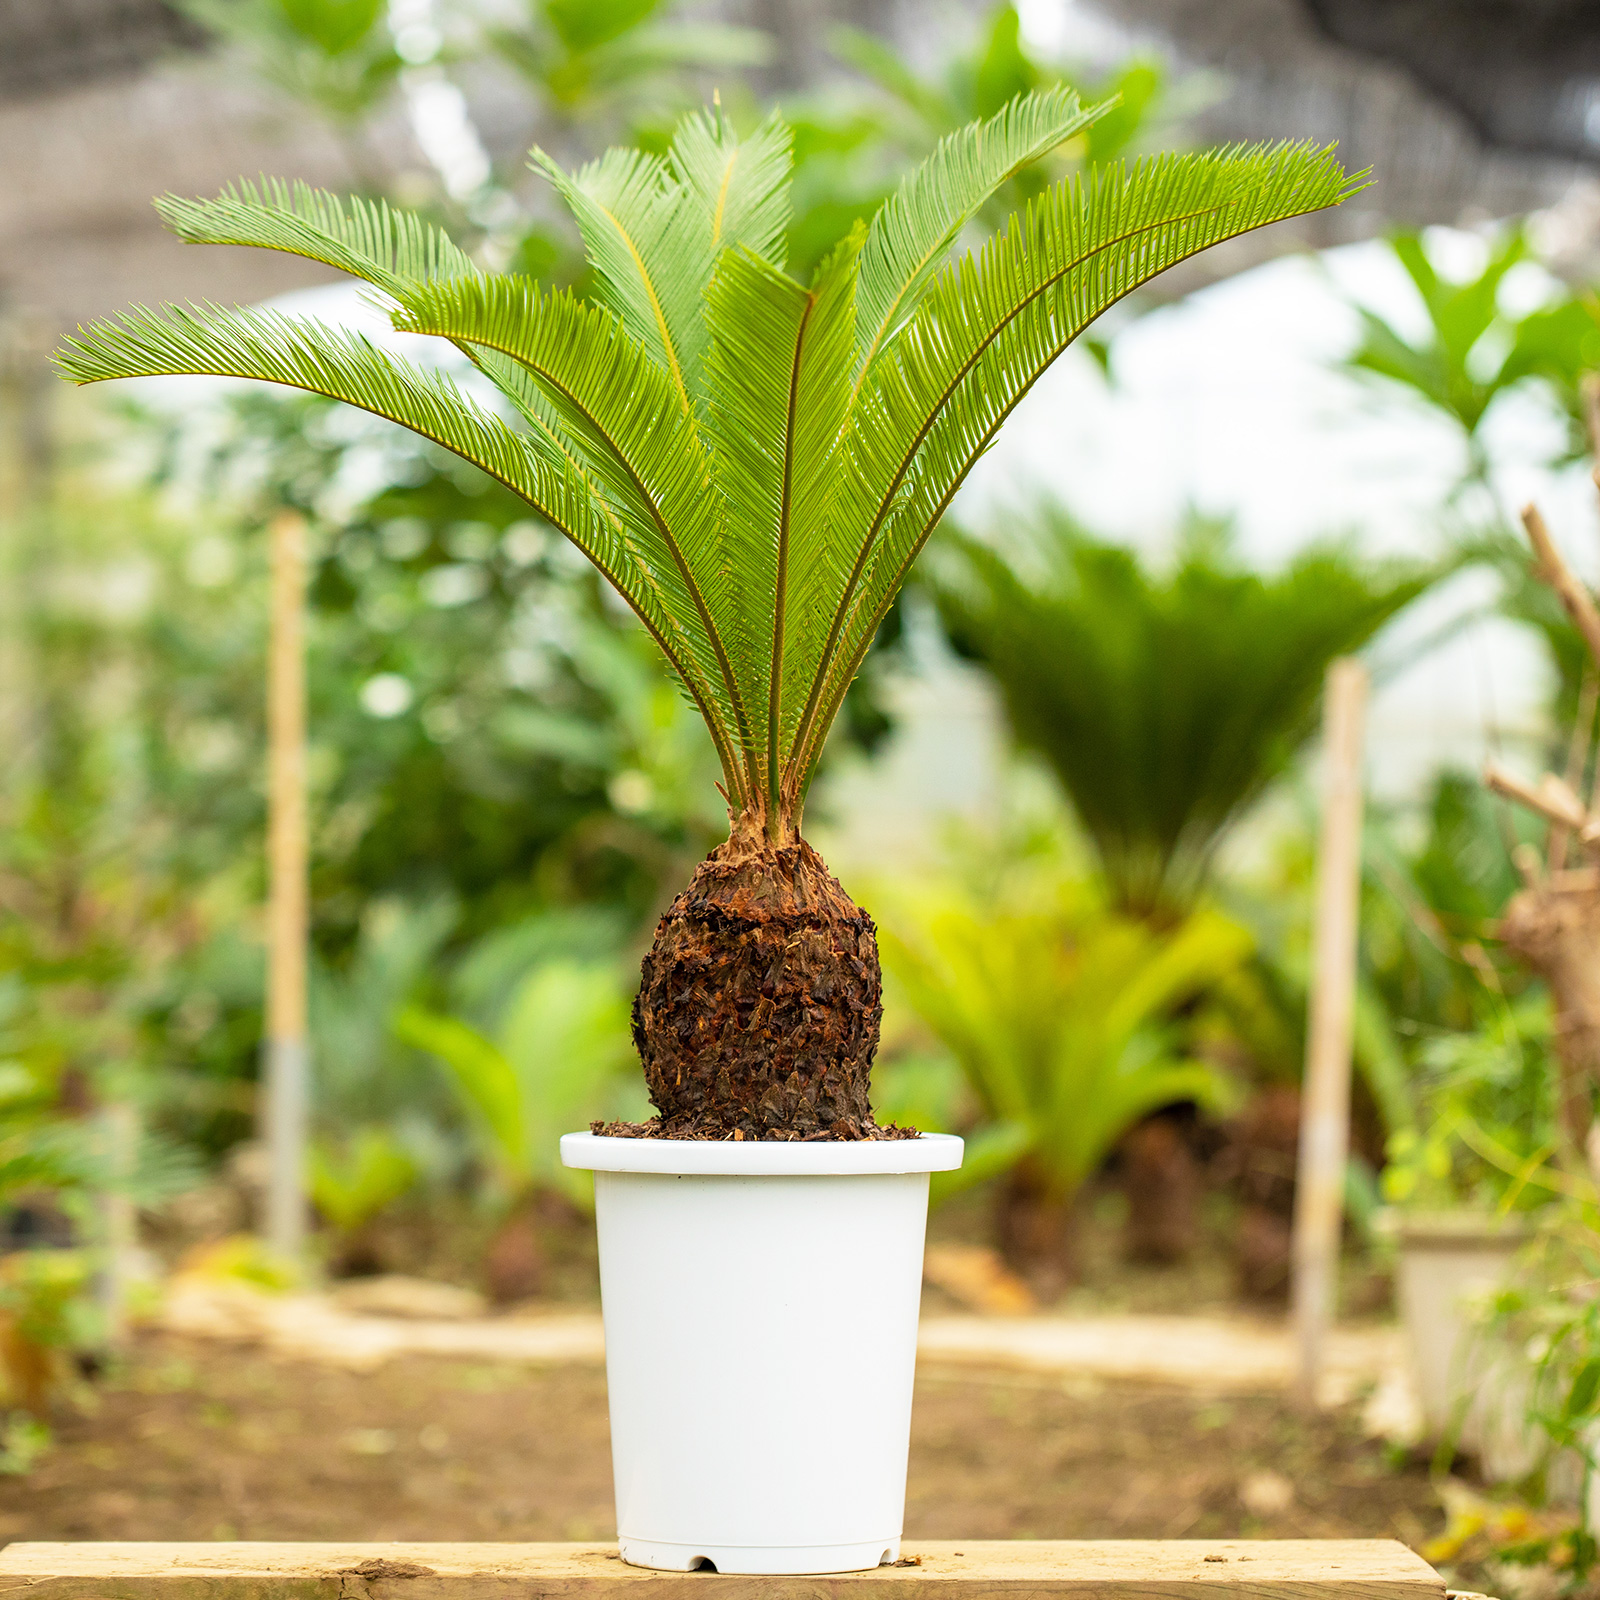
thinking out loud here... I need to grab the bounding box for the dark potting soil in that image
[589,1115,920,1140]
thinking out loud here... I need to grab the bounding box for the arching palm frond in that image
[57,97,1361,841]
[389,273,748,775]
[851,84,1107,388]
[155,178,477,293]
[154,174,637,536]
[787,142,1362,787]
[55,300,741,784]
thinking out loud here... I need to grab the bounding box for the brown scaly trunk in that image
[603,811,908,1141]
[1499,870,1600,1146]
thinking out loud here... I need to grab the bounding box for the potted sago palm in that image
[58,91,1358,1572]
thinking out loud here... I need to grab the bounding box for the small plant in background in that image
[398,953,642,1300]
[1381,993,1560,1214]
[1339,225,1600,495]
[0,1027,198,1473]
[1434,1205,1600,1592]
[877,866,1248,1286]
[933,510,1433,921]
[307,1125,422,1273]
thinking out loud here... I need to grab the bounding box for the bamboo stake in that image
[263,511,309,1261]
[98,1101,137,1346]
[1523,503,1600,672]
[1485,759,1590,834]
[1291,657,1368,1408]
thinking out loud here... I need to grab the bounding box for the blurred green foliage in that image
[398,949,646,1209]
[933,510,1434,920]
[173,0,404,150]
[876,856,1247,1215]
[485,0,768,136]
[1340,225,1600,486]
[782,3,1170,280]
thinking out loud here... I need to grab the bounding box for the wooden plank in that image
[0,1539,1443,1600]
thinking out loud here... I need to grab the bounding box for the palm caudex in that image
[59,91,1360,1139]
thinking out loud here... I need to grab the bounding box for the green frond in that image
[153,176,622,512]
[789,140,1363,788]
[391,272,754,794]
[670,107,792,267]
[851,86,1109,388]
[62,107,1363,840]
[776,229,863,794]
[532,110,793,411]
[531,143,706,413]
[701,246,812,821]
[54,300,744,795]
[155,178,475,297]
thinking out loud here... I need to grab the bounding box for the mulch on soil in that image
[0,1331,1440,1547]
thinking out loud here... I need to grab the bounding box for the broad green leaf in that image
[395,1006,528,1178]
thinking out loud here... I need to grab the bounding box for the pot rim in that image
[560,1130,964,1176]
[1372,1205,1538,1246]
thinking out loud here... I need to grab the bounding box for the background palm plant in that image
[57,92,1359,1140]
[933,511,1431,921]
[397,953,639,1297]
[878,874,1247,1278]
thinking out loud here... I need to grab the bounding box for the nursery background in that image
[3,0,1600,1594]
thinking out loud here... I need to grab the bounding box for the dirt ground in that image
[0,1332,1441,1549]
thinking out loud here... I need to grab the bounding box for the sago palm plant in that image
[935,513,1429,920]
[58,91,1360,1140]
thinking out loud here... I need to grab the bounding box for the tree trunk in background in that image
[1499,871,1600,1146]
[995,1158,1076,1294]
[1121,1116,1200,1263]
[621,816,898,1141]
[484,1201,544,1306]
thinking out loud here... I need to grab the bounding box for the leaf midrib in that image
[767,288,814,827]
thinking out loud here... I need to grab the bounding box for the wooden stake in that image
[1522,503,1600,673]
[264,511,309,1261]
[1291,657,1368,1408]
[98,1100,137,1346]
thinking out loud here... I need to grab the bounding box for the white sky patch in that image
[400,71,492,201]
[1017,0,1136,66]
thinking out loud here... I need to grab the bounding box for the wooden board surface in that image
[0,1539,1444,1600]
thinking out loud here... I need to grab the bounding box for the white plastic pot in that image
[1379,1209,1533,1475]
[560,1130,964,1576]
